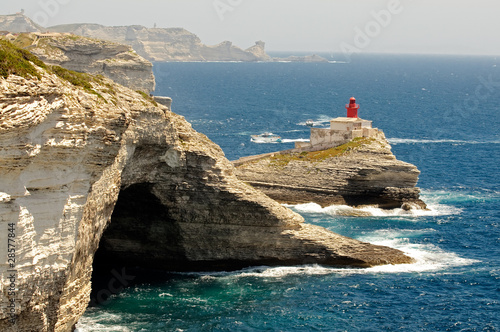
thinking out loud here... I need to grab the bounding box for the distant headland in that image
[0,13,329,63]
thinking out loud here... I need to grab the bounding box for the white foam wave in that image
[180,237,479,278]
[232,265,335,278]
[281,129,306,133]
[421,189,499,204]
[75,312,131,332]
[357,229,480,273]
[388,138,500,145]
[171,225,477,279]
[250,140,281,144]
[180,265,340,279]
[368,244,478,273]
[285,201,461,218]
[281,138,310,143]
[250,138,310,144]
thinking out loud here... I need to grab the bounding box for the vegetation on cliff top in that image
[0,39,106,99]
[51,65,105,100]
[9,33,36,48]
[1,39,156,106]
[136,90,158,106]
[269,137,376,167]
[0,39,46,79]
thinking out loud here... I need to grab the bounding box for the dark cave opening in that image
[90,183,186,306]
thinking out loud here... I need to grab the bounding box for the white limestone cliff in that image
[48,24,272,62]
[0,13,43,33]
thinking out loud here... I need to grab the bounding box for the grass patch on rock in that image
[0,39,46,79]
[51,65,105,100]
[269,137,375,167]
[0,39,106,100]
[136,90,158,106]
[51,65,94,90]
[10,34,36,49]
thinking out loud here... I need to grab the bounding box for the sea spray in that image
[284,194,462,218]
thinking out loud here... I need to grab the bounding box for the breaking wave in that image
[281,138,310,143]
[250,138,310,144]
[75,312,132,332]
[284,201,461,218]
[283,189,478,218]
[388,138,500,145]
[177,229,479,278]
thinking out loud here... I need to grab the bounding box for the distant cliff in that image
[234,133,427,210]
[0,13,43,33]
[0,41,413,331]
[3,32,155,93]
[48,23,272,62]
[0,15,326,63]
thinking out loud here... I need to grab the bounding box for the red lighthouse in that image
[345,97,359,118]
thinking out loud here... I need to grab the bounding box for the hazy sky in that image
[2,0,500,55]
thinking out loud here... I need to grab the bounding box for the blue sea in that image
[77,54,500,331]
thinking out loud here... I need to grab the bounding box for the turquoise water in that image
[77,54,500,331]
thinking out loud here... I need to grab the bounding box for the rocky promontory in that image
[0,41,413,331]
[0,13,43,33]
[234,133,427,210]
[48,23,272,62]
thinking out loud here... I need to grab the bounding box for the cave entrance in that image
[90,183,185,305]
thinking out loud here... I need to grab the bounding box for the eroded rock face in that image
[234,133,427,209]
[0,64,412,331]
[0,15,319,64]
[20,33,156,93]
[48,23,272,62]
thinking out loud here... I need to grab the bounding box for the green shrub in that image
[0,39,46,79]
[269,137,375,167]
[136,90,158,106]
[10,34,35,48]
[50,65,105,100]
[51,65,93,89]
[0,39,109,101]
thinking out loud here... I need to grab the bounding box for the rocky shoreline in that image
[0,40,415,331]
[234,132,427,210]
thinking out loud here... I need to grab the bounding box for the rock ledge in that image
[234,133,427,209]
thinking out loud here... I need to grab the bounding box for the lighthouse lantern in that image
[345,97,359,118]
